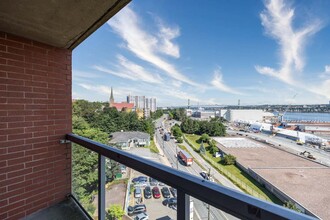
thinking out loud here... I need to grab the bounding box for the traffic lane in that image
[160,137,237,220]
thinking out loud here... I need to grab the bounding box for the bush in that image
[176,136,183,143]
[223,154,236,165]
[107,204,124,220]
[198,133,210,143]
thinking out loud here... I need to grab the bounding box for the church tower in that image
[109,87,114,107]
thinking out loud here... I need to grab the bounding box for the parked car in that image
[149,177,158,186]
[134,212,148,220]
[133,176,148,185]
[144,186,152,199]
[158,181,165,186]
[127,204,147,216]
[152,186,161,199]
[162,197,177,207]
[161,186,171,198]
[169,187,177,197]
[134,187,142,198]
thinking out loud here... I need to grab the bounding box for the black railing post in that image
[98,154,106,220]
[177,189,190,220]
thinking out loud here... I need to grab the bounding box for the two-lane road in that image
[155,117,237,220]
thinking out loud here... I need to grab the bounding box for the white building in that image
[224,109,274,123]
[127,95,157,117]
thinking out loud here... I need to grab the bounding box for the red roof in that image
[112,102,134,111]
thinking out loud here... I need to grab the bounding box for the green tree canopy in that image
[107,204,125,220]
[223,154,236,165]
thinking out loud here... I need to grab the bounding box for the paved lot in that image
[127,148,177,220]
[214,136,330,220]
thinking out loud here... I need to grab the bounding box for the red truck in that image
[177,150,193,166]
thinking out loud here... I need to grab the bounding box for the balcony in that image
[64,133,314,220]
[0,1,320,220]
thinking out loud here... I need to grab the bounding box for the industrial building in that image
[224,109,274,123]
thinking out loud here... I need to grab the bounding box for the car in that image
[158,181,165,186]
[134,187,142,198]
[169,187,177,197]
[127,204,147,216]
[149,177,158,186]
[134,212,148,220]
[152,186,161,199]
[132,177,140,184]
[144,186,152,199]
[133,176,148,185]
[161,186,171,198]
[163,197,177,207]
[200,171,209,180]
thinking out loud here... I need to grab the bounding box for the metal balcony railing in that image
[66,133,316,220]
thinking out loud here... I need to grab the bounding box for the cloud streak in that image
[255,0,322,84]
[94,55,162,84]
[211,67,242,95]
[108,6,200,87]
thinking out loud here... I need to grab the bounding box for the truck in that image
[177,150,193,166]
[164,133,171,141]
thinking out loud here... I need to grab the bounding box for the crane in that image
[279,93,298,124]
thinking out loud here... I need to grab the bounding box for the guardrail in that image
[67,133,316,220]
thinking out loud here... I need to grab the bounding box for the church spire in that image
[109,87,114,107]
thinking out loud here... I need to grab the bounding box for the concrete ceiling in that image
[0,0,130,49]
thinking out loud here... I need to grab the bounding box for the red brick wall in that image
[0,32,72,220]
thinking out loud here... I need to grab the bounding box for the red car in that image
[152,186,161,199]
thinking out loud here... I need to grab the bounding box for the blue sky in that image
[73,0,330,106]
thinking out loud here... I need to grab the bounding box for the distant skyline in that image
[73,0,330,106]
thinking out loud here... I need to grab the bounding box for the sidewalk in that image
[154,135,172,167]
[181,138,241,192]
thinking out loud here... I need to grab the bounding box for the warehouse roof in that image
[109,131,150,143]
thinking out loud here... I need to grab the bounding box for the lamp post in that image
[176,144,178,170]
[208,167,211,220]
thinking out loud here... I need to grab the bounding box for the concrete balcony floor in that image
[24,197,89,220]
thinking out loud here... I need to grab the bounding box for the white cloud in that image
[325,65,330,73]
[156,19,180,58]
[211,67,241,95]
[255,0,322,84]
[108,6,200,87]
[94,55,162,84]
[307,79,330,99]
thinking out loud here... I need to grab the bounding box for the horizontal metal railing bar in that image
[67,133,316,220]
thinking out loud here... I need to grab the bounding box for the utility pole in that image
[208,167,211,220]
[162,135,165,157]
[176,144,178,170]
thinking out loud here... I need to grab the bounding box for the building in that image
[224,109,272,123]
[109,87,134,112]
[109,131,150,150]
[192,110,215,120]
[127,95,157,117]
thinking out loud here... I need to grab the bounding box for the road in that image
[227,130,330,167]
[155,117,237,220]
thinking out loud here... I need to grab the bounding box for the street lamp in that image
[176,144,178,170]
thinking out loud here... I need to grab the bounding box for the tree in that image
[171,125,182,138]
[176,136,183,143]
[199,141,206,154]
[198,133,210,144]
[151,109,164,120]
[107,204,125,220]
[208,140,218,154]
[223,154,236,165]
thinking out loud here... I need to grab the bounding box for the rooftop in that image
[214,137,330,219]
[109,131,150,143]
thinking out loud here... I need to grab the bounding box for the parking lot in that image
[129,170,176,220]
